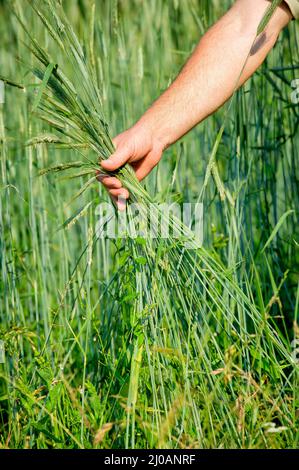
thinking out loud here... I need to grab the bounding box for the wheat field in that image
[0,0,298,449]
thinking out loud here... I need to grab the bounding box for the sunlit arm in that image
[99,0,292,208]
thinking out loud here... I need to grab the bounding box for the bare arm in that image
[99,0,292,208]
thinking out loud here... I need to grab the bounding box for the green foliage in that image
[0,0,298,450]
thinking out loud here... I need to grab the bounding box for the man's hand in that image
[99,0,292,209]
[97,122,165,209]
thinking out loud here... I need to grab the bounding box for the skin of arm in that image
[98,0,292,209]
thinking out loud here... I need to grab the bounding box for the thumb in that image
[101,144,131,171]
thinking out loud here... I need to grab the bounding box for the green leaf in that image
[33,62,57,111]
[257,0,283,36]
[59,201,93,230]
[262,209,294,253]
[135,256,147,265]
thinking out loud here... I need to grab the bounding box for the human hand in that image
[97,121,165,210]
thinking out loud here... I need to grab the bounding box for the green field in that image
[0,0,298,449]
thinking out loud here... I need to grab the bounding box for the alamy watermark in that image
[291,79,299,104]
[291,338,299,364]
[0,80,5,105]
[95,201,203,248]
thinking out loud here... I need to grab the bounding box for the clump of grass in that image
[17,0,292,337]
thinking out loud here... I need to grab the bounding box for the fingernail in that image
[117,197,127,211]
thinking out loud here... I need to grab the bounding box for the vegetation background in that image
[0,0,298,449]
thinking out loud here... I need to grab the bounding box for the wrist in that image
[135,114,172,152]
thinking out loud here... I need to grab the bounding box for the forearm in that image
[137,0,292,148]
